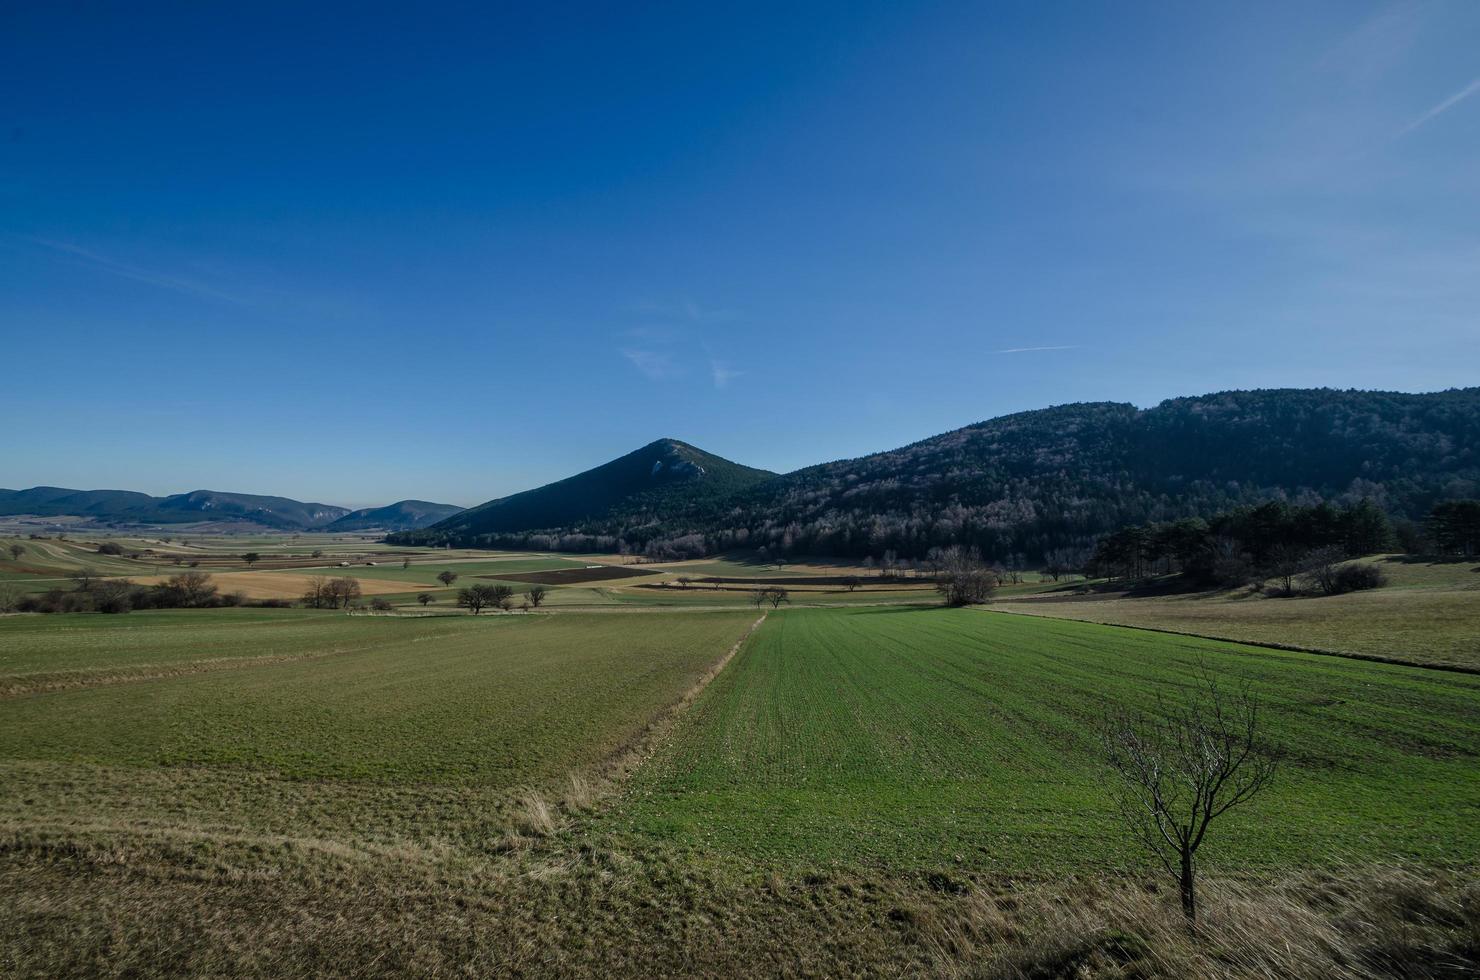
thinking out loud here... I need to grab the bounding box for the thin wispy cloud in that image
[993,345,1080,354]
[621,348,681,380]
[633,299,741,323]
[1397,76,1480,137]
[710,359,742,389]
[24,237,246,304]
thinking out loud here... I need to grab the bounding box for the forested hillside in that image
[392,439,775,551]
[402,388,1480,561]
[0,487,351,529]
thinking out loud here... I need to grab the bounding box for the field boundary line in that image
[511,613,770,851]
[593,611,768,786]
[978,606,1480,676]
[0,647,367,698]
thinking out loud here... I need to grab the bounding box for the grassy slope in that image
[995,556,1480,670]
[610,607,1480,872]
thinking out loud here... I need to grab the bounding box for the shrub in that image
[96,542,125,556]
[370,596,394,611]
[1333,562,1387,593]
[92,580,136,614]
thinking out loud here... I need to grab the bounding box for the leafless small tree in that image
[762,586,789,609]
[302,576,331,608]
[458,584,499,614]
[1101,670,1278,924]
[437,570,458,588]
[1265,544,1308,595]
[934,546,998,606]
[676,575,692,590]
[7,544,23,561]
[326,577,362,609]
[416,592,434,606]
[241,552,261,567]
[167,570,218,608]
[1301,545,1346,596]
[527,585,548,607]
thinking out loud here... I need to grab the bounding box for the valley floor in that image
[2,597,1477,976]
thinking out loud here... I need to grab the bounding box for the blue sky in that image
[2,2,1477,507]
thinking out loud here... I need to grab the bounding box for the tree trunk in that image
[1179,849,1196,923]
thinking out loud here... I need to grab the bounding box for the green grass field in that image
[610,607,1480,872]
[0,609,755,786]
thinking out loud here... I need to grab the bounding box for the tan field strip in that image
[131,571,426,599]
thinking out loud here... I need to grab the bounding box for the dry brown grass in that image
[942,866,1480,980]
[994,571,1480,670]
[3,825,1473,980]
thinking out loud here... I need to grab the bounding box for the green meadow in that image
[611,607,1480,871]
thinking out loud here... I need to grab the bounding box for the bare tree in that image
[402,558,412,569]
[1264,544,1307,596]
[7,544,23,561]
[68,568,98,591]
[1101,671,1278,924]
[1301,545,1346,596]
[527,585,548,608]
[166,570,218,608]
[762,586,790,609]
[325,577,362,609]
[302,576,331,609]
[842,575,861,592]
[93,579,136,614]
[934,546,998,607]
[417,592,434,606]
[676,576,693,590]
[437,570,458,588]
[458,584,498,614]
[491,585,515,611]
[241,552,262,567]
[749,588,768,608]
[0,583,23,613]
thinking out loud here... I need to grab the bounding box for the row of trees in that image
[1429,500,1480,556]
[1088,501,1396,588]
[10,570,251,615]
[457,583,548,614]
[1088,498,1477,591]
[300,576,364,609]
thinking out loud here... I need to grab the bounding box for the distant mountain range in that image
[11,388,1478,557]
[325,500,465,532]
[392,387,1480,560]
[0,487,461,532]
